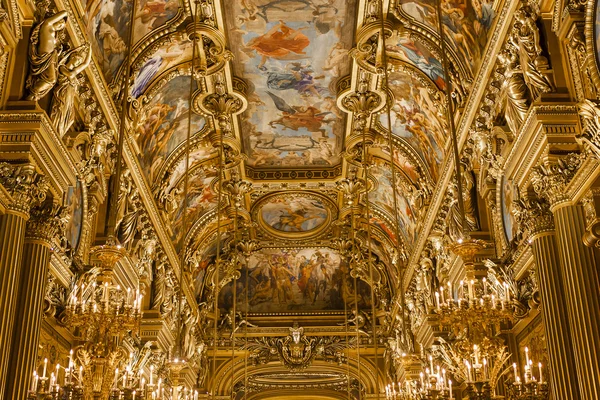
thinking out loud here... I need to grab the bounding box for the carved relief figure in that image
[26,10,69,101]
[50,43,92,137]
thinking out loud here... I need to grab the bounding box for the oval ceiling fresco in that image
[395,0,496,74]
[256,192,333,238]
[224,0,356,168]
[135,75,206,183]
[378,71,447,182]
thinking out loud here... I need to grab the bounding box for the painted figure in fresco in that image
[267,91,334,134]
[26,10,69,101]
[266,62,326,97]
[392,39,446,90]
[50,43,93,137]
[135,0,178,35]
[246,20,310,70]
[440,0,480,67]
[131,42,187,97]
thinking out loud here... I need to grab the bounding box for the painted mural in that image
[135,75,206,182]
[133,0,179,43]
[387,33,446,90]
[379,72,446,182]
[397,0,495,73]
[501,176,517,243]
[64,180,84,251]
[218,248,371,313]
[83,0,133,82]
[131,37,194,98]
[368,164,418,247]
[82,0,180,84]
[225,0,356,168]
[170,167,217,247]
[259,195,329,233]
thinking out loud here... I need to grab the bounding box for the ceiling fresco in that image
[131,33,194,98]
[224,0,356,168]
[394,0,496,74]
[134,75,207,183]
[215,247,372,313]
[386,32,446,90]
[378,70,447,182]
[81,0,184,84]
[367,163,418,248]
[169,166,218,248]
[82,0,133,81]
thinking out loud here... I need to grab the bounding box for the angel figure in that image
[50,43,92,137]
[26,10,69,101]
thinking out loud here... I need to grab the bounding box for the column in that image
[4,204,61,400]
[553,203,600,400]
[522,198,581,399]
[0,164,48,400]
[0,210,28,399]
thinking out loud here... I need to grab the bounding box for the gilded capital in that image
[530,154,584,207]
[0,163,49,215]
[26,202,68,245]
[513,196,555,240]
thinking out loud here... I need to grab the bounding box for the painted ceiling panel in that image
[368,163,418,248]
[82,0,182,84]
[395,0,496,74]
[83,0,133,82]
[224,0,357,168]
[131,33,194,98]
[378,71,446,182]
[135,75,207,183]
[214,247,372,313]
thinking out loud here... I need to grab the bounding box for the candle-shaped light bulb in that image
[449,380,453,399]
[43,358,47,378]
[538,362,543,383]
[150,365,154,385]
[435,292,440,310]
[525,347,530,365]
[429,355,434,372]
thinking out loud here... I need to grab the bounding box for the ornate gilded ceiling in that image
[65,0,500,314]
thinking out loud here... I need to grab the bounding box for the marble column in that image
[553,203,600,400]
[524,199,581,399]
[0,164,48,400]
[4,204,62,400]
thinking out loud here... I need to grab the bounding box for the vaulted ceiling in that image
[77,0,496,305]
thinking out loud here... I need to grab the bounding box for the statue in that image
[447,164,480,240]
[50,43,92,137]
[499,45,530,135]
[26,10,69,101]
[509,4,554,99]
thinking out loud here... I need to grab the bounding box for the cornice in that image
[0,110,77,197]
[503,103,579,189]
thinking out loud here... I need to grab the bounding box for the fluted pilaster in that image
[0,211,28,400]
[530,231,581,399]
[4,241,52,399]
[4,203,64,400]
[554,204,600,400]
